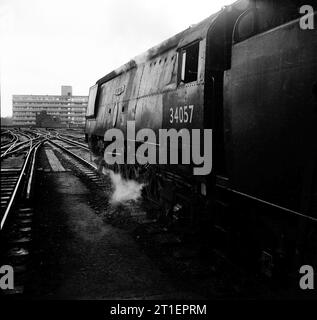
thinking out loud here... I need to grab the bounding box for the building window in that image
[179,41,200,84]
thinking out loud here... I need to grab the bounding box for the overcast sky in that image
[0,0,234,117]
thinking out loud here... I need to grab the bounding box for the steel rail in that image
[1,141,31,158]
[0,131,18,150]
[0,140,44,230]
[48,139,97,171]
[55,134,89,150]
[0,133,19,153]
[1,136,42,159]
[26,140,45,199]
[59,132,85,142]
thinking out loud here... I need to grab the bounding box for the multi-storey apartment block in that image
[12,86,88,127]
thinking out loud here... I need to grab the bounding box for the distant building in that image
[12,86,88,127]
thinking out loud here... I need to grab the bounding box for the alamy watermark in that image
[0,265,14,290]
[103,120,212,176]
[299,5,315,29]
[299,265,315,290]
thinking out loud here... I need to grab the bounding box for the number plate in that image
[169,105,194,124]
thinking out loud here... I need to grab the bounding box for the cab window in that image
[86,84,98,118]
[179,41,199,84]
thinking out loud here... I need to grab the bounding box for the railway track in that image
[1,131,19,155]
[0,130,101,296]
[0,132,45,295]
[46,138,108,189]
[1,129,43,159]
[55,133,89,150]
[58,132,86,144]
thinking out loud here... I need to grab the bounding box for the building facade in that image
[12,86,88,127]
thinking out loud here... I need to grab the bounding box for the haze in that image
[0,0,234,117]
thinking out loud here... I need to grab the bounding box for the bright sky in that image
[0,0,234,117]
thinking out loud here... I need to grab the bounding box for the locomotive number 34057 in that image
[169,105,194,124]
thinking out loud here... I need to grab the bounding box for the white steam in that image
[103,168,144,204]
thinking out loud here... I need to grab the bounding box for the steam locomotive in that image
[86,0,317,282]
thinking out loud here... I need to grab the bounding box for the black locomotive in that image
[85,0,317,283]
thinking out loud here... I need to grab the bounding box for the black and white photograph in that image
[0,0,316,311]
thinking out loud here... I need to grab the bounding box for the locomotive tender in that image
[86,0,317,280]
